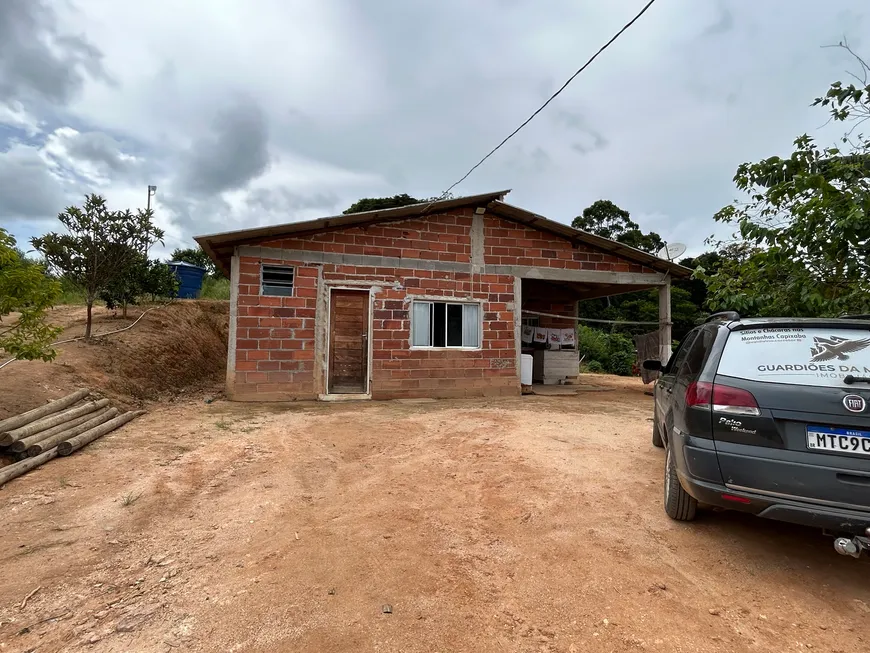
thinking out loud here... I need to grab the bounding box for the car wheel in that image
[664,445,697,521]
[652,417,664,448]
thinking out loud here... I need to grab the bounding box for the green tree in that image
[170,247,218,278]
[703,49,870,317]
[343,193,452,215]
[571,199,665,254]
[343,194,423,214]
[32,195,165,338]
[0,228,62,361]
[100,252,178,318]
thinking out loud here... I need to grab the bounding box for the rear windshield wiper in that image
[844,375,870,385]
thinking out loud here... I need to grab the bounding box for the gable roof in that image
[195,190,691,278]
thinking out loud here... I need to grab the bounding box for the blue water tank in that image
[167,261,207,299]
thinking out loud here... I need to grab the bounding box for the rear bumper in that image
[680,475,870,533]
[672,430,870,535]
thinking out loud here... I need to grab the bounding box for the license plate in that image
[807,425,870,455]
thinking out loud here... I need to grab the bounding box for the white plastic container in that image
[520,354,533,385]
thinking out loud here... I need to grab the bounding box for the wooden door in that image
[328,290,369,394]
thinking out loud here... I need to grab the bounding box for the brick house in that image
[196,191,690,401]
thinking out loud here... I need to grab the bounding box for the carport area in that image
[519,276,672,385]
[2,382,868,652]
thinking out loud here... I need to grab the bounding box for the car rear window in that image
[717,326,870,386]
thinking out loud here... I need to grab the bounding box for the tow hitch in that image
[834,528,870,558]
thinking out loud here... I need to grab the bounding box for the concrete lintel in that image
[237,245,467,274]
[226,250,240,398]
[514,276,522,385]
[493,265,667,286]
[314,265,328,396]
[470,213,485,272]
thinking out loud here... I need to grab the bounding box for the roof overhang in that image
[194,190,691,279]
[486,201,691,278]
[195,190,511,276]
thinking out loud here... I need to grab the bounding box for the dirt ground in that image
[2,376,869,653]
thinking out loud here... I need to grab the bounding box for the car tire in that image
[652,418,664,448]
[664,445,697,521]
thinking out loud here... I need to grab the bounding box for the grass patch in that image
[56,277,87,305]
[200,276,230,300]
[121,491,142,506]
[59,477,69,488]
[215,420,231,431]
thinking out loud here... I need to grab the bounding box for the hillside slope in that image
[0,301,229,420]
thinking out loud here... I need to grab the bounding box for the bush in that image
[577,325,637,376]
[200,276,230,300]
[608,350,635,376]
[585,360,604,373]
[577,325,609,363]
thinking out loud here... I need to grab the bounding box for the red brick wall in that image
[484,215,654,274]
[227,207,654,401]
[230,257,517,400]
[233,256,318,401]
[327,267,517,400]
[523,299,576,329]
[261,211,473,263]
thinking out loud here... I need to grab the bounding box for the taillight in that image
[686,381,712,408]
[711,384,760,416]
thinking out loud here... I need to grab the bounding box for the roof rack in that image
[839,314,870,320]
[705,311,741,323]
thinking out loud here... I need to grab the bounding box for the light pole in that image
[145,185,157,257]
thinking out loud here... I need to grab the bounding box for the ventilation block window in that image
[261,264,295,296]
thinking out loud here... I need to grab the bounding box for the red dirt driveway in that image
[1,376,869,652]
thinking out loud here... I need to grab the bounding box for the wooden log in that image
[57,411,145,456]
[1,399,110,446]
[26,408,119,457]
[0,450,58,488]
[0,389,90,436]
[11,408,110,453]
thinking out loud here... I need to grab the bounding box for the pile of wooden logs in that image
[0,389,144,488]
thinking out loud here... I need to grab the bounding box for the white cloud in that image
[0,101,42,136]
[3,0,869,261]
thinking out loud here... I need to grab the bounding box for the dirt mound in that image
[91,301,229,400]
[0,301,229,418]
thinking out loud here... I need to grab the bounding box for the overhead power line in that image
[433,0,658,202]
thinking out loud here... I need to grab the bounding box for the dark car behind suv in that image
[645,312,870,557]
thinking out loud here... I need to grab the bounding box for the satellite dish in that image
[656,242,687,261]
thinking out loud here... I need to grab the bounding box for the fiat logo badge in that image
[843,394,866,413]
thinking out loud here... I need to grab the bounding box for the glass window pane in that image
[412,302,431,347]
[433,302,446,347]
[462,304,480,347]
[446,304,463,347]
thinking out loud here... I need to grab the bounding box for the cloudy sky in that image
[1,0,866,260]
